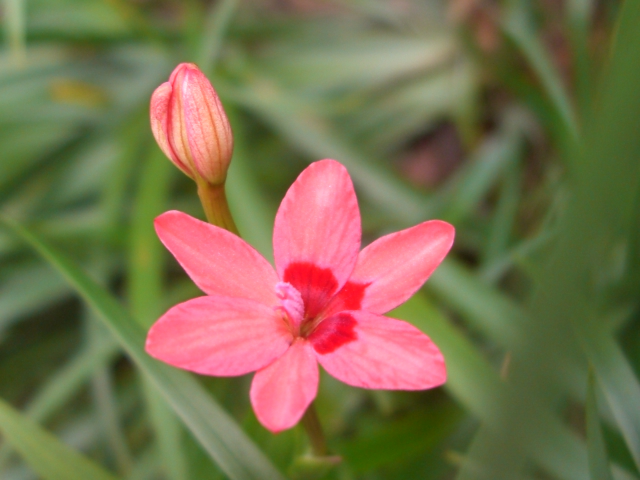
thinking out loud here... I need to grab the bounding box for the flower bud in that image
[150,63,233,185]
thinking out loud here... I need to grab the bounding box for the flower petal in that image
[313,311,446,390]
[146,296,292,376]
[326,220,454,315]
[150,82,192,178]
[155,211,279,305]
[250,339,318,433]
[273,160,361,318]
[166,65,192,172]
[182,67,233,183]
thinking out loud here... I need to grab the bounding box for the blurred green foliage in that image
[1,0,640,479]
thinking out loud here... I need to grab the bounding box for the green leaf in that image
[218,80,427,224]
[502,0,578,141]
[554,0,640,472]
[0,396,119,480]
[0,330,119,470]
[196,0,239,72]
[392,294,591,480]
[339,402,463,473]
[481,148,522,269]
[438,124,522,225]
[457,0,640,475]
[428,258,527,349]
[579,324,640,472]
[566,0,596,114]
[0,216,286,480]
[27,0,132,38]
[2,0,26,66]
[86,314,134,474]
[587,370,614,480]
[0,264,70,332]
[128,148,189,480]
[31,341,120,422]
[225,108,276,259]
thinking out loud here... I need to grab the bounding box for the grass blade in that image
[458,0,640,475]
[219,82,427,224]
[579,324,640,472]
[0,396,119,480]
[392,294,591,480]
[2,0,26,66]
[562,0,640,471]
[87,315,133,475]
[196,0,239,72]
[587,370,614,480]
[502,1,578,140]
[0,329,120,472]
[128,149,189,480]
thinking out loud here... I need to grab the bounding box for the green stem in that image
[300,402,327,457]
[196,181,239,235]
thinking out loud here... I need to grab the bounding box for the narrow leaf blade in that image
[586,369,615,480]
[0,396,119,480]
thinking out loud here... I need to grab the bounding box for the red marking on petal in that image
[339,281,368,309]
[308,313,358,355]
[283,262,339,319]
[333,281,370,311]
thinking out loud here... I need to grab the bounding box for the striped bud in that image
[150,63,233,185]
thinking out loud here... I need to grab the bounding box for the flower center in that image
[275,281,327,338]
[275,282,305,329]
[275,281,359,354]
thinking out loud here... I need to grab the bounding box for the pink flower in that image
[150,63,233,185]
[146,160,454,433]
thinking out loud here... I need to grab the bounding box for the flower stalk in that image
[196,180,239,235]
[300,403,327,457]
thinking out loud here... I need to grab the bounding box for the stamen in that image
[275,282,305,328]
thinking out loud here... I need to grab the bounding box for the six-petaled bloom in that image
[150,63,233,185]
[146,159,454,433]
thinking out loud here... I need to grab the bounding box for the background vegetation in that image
[1,0,640,479]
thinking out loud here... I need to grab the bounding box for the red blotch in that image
[308,313,358,355]
[333,281,369,311]
[283,262,339,319]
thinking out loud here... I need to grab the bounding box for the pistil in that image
[275,282,305,331]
